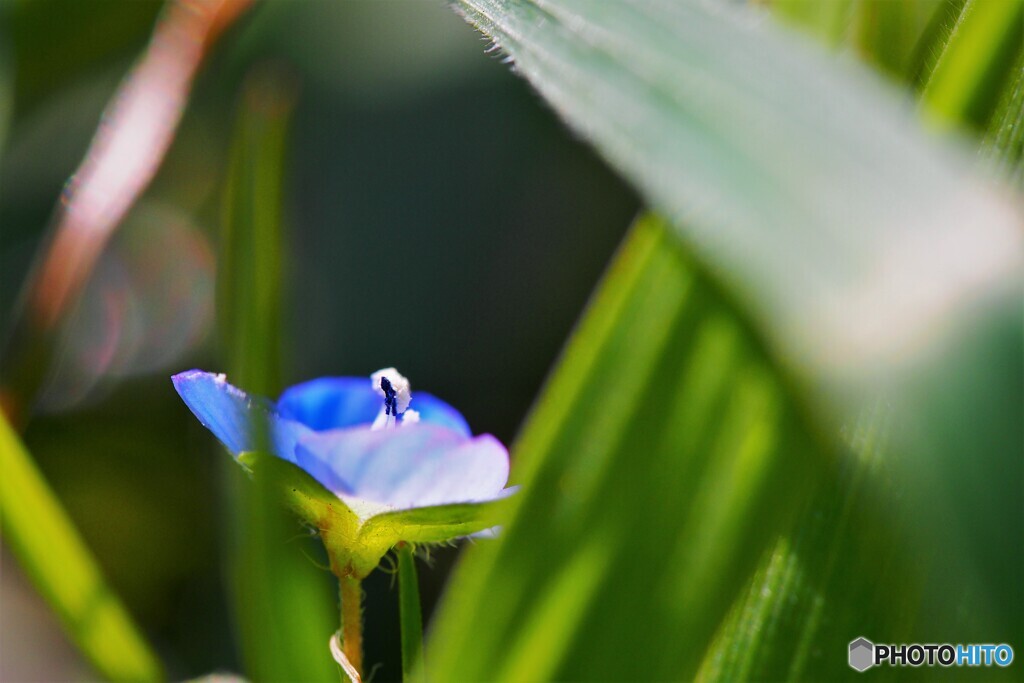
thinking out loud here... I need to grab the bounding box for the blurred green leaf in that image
[906,0,967,86]
[849,0,945,78]
[220,82,289,395]
[771,0,951,75]
[426,216,828,680]
[773,0,948,84]
[454,0,1021,388]
[6,0,160,118]
[694,1,1024,678]
[0,411,162,682]
[772,0,854,48]
[919,0,1024,130]
[429,0,1024,677]
[984,40,1024,186]
[0,39,11,153]
[697,401,925,681]
[219,69,337,682]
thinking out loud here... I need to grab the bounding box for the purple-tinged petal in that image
[172,370,310,462]
[408,393,471,437]
[295,424,509,510]
[277,376,472,437]
[277,377,380,430]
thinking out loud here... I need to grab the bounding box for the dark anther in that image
[380,377,398,416]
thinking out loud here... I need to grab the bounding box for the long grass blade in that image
[397,544,424,682]
[452,0,1023,635]
[426,216,829,680]
[0,412,162,682]
[919,0,1024,130]
[218,68,337,682]
[428,0,1024,676]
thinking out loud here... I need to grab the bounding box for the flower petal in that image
[172,369,310,462]
[295,424,509,510]
[277,377,380,430]
[277,376,472,436]
[409,392,472,437]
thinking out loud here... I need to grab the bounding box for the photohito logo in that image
[848,637,1014,671]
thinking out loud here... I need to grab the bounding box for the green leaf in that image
[773,0,854,48]
[697,402,921,681]
[848,0,946,79]
[773,0,949,85]
[397,544,424,683]
[0,411,162,682]
[426,216,827,680]
[219,69,337,682]
[983,34,1024,186]
[454,0,1022,386]
[237,451,508,579]
[919,0,1024,130]
[771,0,952,78]
[0,44,11,154]
[457,0,1022,590]
[430,0,1024,676]
[360,501,508,547]
[906,0,967,87]
[219,77,290,395]
[5,0,161,116]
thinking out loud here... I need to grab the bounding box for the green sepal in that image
[360,499,510,545]
[237,452,509,578]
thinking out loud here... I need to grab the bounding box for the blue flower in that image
[172,368,512,523]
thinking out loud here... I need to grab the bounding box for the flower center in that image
[370,367,417,429]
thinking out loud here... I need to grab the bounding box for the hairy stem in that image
[340,575,364,678]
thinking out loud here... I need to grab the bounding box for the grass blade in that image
[983,33,1024,186]
[452,0,1023,641]
[430,0,1024,674]
[218,68,337,682]
[397,544,424,682]
[454,0,1022,383]
[0,412,162,682]
[919,0,1024,130]
[426,216,828,680]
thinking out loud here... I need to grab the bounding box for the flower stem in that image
[397,543,424,681]
[340,576,364,679]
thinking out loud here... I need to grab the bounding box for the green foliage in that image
[773,0,855,48]
[219,72,291,397]
[919,0,1024,130]
[3,0,1022,679]
[5,0,160,116]
[849,0,946,78]
[984,37,1024,185]
[397,544,424,683]
[0,412,162,682]
[218,70,337,682]
[452,0,1020,391]
[237,451,507,579]
[426,0,1024,679]
[427,216,827,680]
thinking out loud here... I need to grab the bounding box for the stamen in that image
[380,377,398,417]
[370,367,413,430]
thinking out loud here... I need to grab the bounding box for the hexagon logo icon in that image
[849,637,875,672]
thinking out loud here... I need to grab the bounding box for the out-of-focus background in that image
[0,1,637,679]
